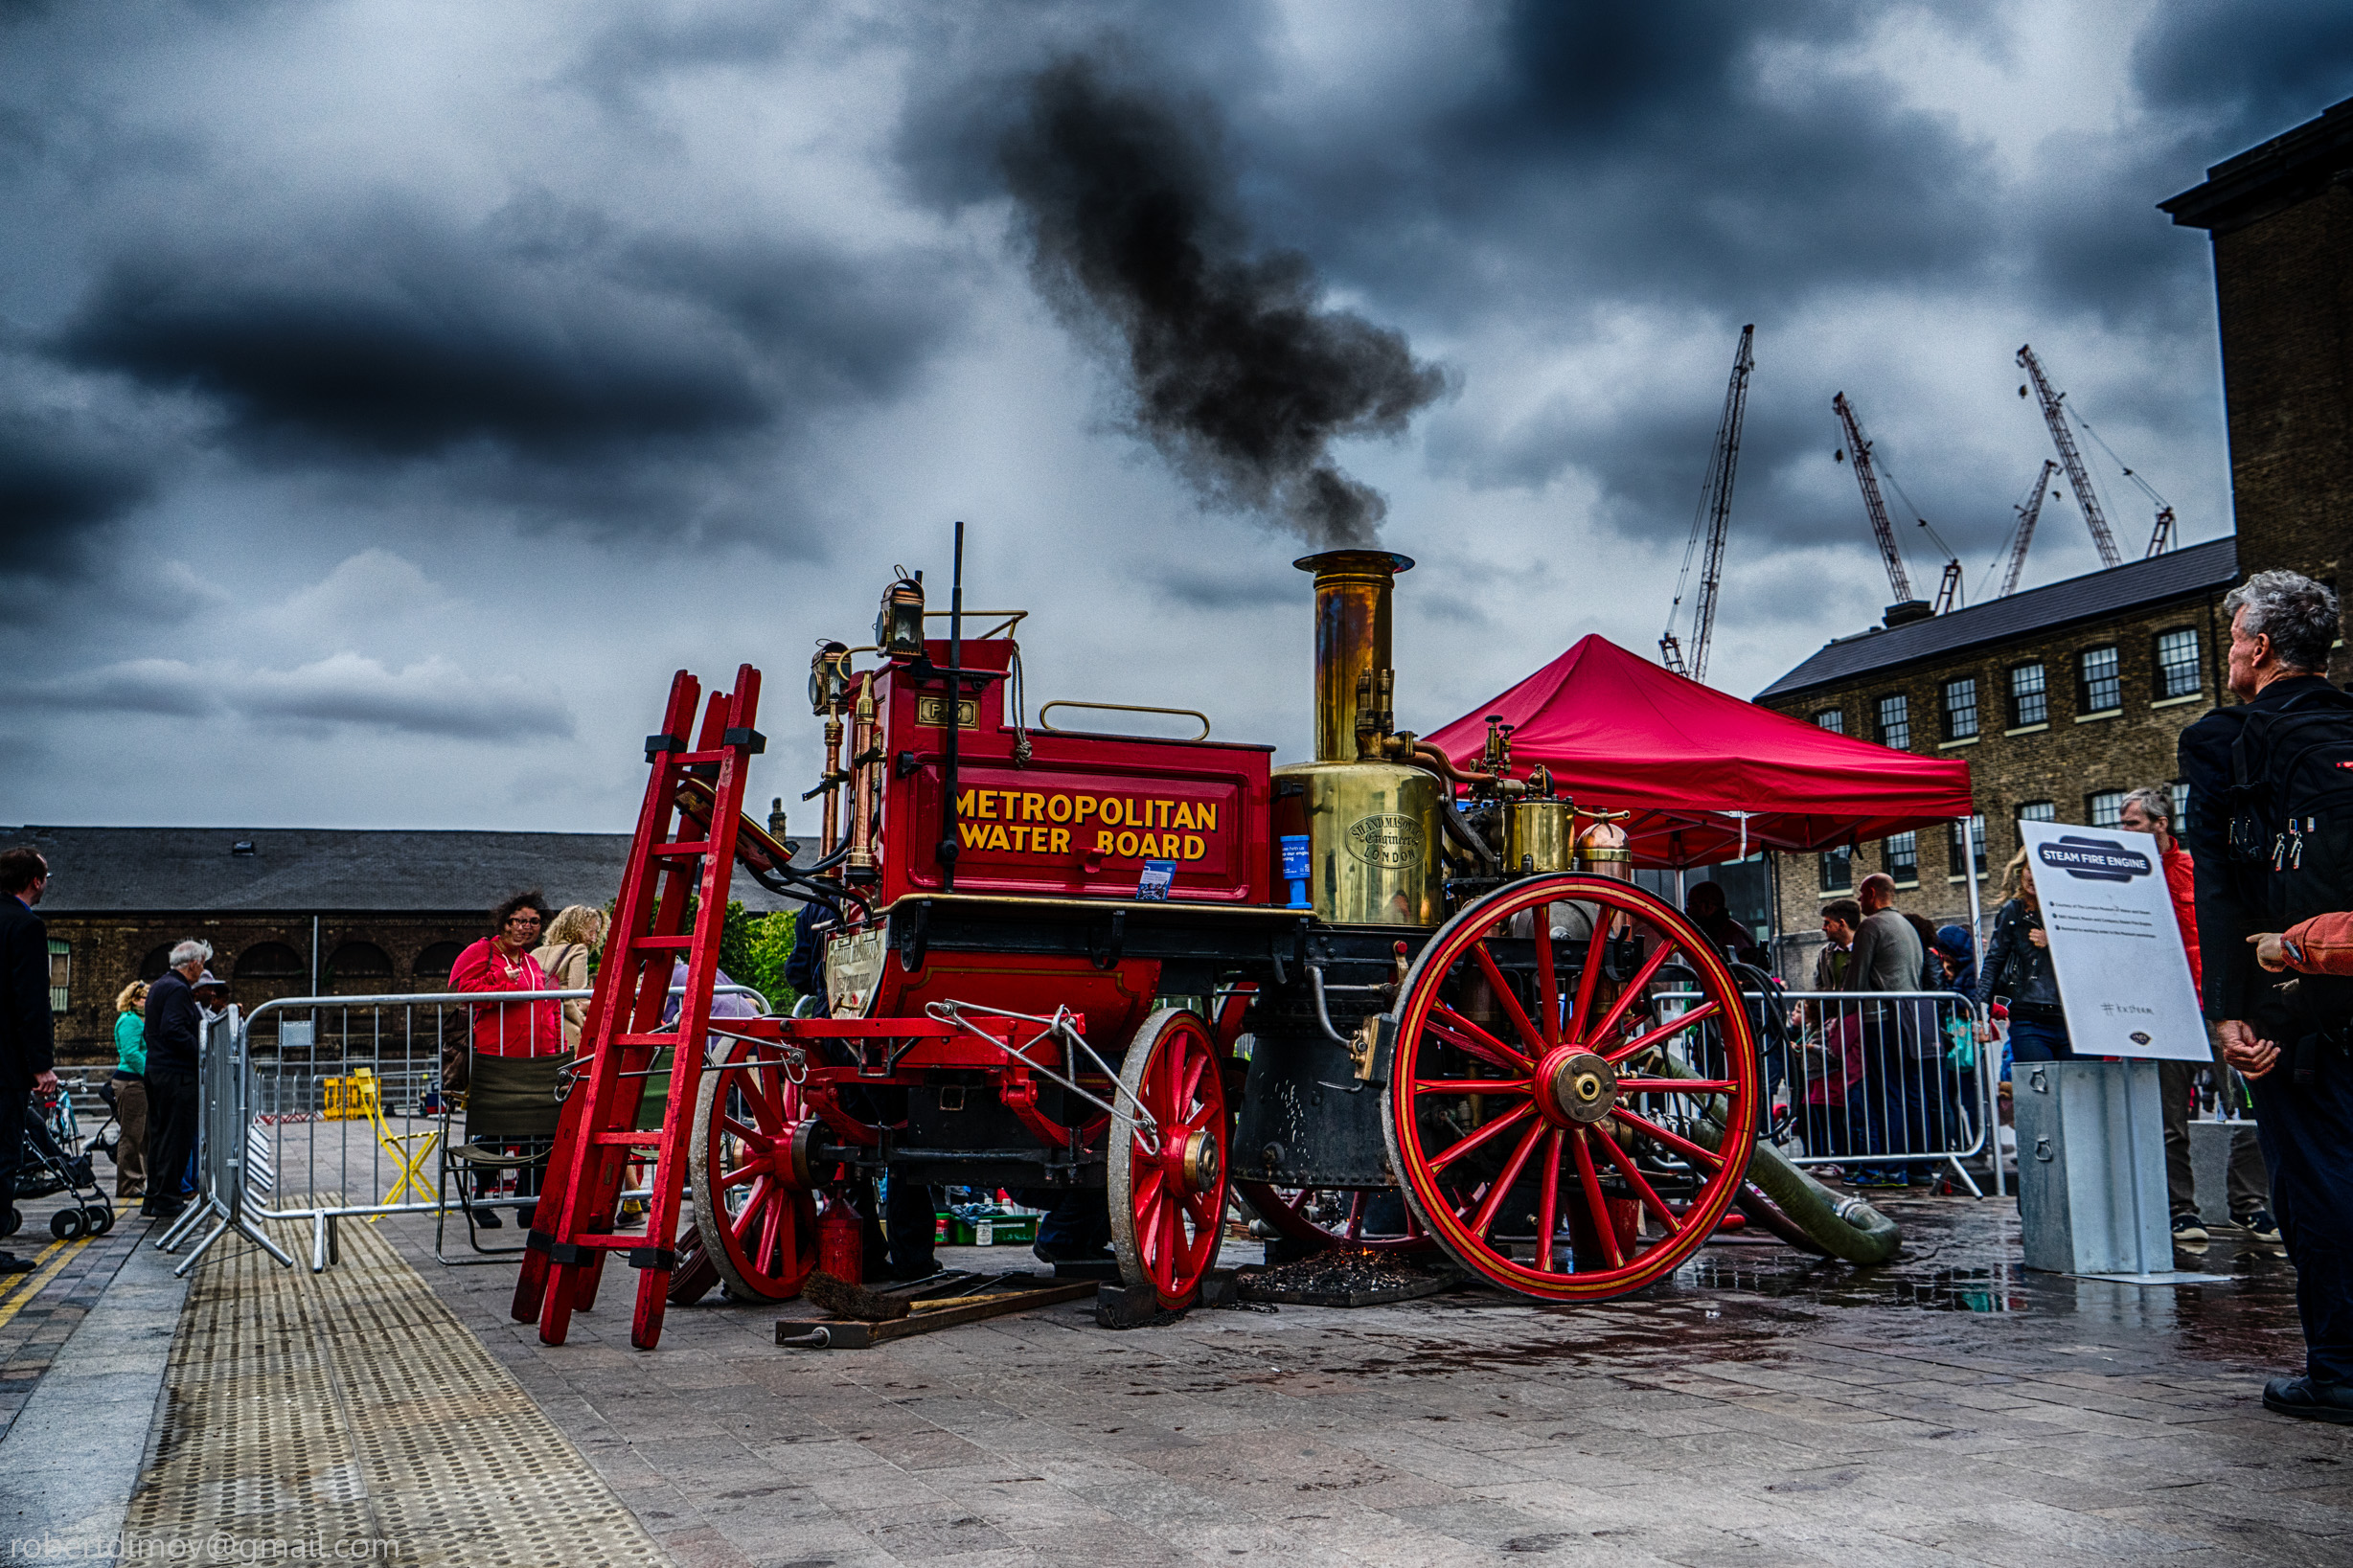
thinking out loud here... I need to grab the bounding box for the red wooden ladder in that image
[511,665,764,1350]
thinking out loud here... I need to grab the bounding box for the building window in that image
[326,943,394,984]
[415,942,464,980]
[47,940,69,1013]
[1814,707,1844,735]
[1875,693,1910,750]
[1948,814,1988,877]
[2172,780,2191,837]
[1941,677,1978,740]
[2018,801,2056,830]
[2079,645,2121,714]
[2008,663,2047,728]
[2089,789,2125,829]
[236,943,306,980]
[1819,845,1853,894]
[1885,832,1919,885]
[2155,628,2201,699]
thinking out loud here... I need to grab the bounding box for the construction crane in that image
[1659,325,1755,682]
[1831,391,1917,607]
[1999,460,2060,597]
[2016,345,2123,568]
[2147,506,2175,557]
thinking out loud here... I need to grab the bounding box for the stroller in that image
[1,1084,115,1242]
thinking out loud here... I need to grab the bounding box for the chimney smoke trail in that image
[1000,58,1446,547]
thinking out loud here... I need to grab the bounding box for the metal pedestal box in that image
[2015,1059,2172,1276]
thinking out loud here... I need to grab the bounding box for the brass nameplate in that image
[916,695,978,730]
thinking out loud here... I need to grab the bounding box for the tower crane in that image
[1832,391,1922,612]
[1999,460,2060,598]
[2016,345,2123,568]
[1659,325,1755,682]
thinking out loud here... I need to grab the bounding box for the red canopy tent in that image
[1424,634,1974,870]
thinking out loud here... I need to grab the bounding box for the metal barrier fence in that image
[157,985,767,1274]
[1663,987,2000,1197]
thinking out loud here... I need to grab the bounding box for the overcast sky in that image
[5,1,2350,834]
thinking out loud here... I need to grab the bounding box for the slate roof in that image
[1754,535,2239,702]
[2,826,801,916]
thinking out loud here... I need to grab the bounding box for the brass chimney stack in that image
[1296,550,1413,762]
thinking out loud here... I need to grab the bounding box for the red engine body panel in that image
[868,638,1274,908]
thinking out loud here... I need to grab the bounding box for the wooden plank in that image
[777,1279,1098,1349]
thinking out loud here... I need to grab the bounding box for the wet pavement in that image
[395,1192,2346,1568]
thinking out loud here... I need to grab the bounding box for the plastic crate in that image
[945,1212,1040,1246]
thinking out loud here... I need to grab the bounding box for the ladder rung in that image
[560,1233,653,1253]
[651,841,712,856]
[630,935,694,950]
[606,1033,680,1051]
[592,1130,667,1147]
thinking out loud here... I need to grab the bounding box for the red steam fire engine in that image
[512,538,1770,1351]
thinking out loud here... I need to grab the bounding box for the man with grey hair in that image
[2180,568,2353,1421]
[2119,785,2272,1243]
[140,938,212,1219]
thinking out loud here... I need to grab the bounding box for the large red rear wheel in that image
[1382,874,1759,1300]
[689,1037,821,1302]
[1108,1009,1231,1308]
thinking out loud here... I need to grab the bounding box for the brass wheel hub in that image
[1541,1050,1618,1126]
[1177,1128,1222,1194]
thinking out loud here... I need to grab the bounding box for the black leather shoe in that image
[140,1200,186,1220]
[473,1209,503,1229]
[2263,1376,2353,1424]
[0,1254,35,1275]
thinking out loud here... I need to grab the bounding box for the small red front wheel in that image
[689,1037,821,1302]
[1382,874,1760,1301]
[1108,1008,1231,1308]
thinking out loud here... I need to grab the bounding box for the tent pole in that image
[1960,812,1999,1198]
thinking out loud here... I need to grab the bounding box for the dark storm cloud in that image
[7,652,574,741]
[0,399,152,576]
[997,57,1448,547]
[2134,4,2353,133]
[1324,2,2007,317]
[46,195,961,532]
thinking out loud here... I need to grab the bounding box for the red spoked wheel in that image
[689,1037,821,1302]
[1108,1008,1231,1308]
[1382,874,1759,1300]
[1232,1182,1437,1254]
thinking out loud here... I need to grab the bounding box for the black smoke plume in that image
[1000,58,1446,547]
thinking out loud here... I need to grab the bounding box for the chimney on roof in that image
[1882,600,1933,628]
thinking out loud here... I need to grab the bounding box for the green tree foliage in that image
[720,900,797,1012]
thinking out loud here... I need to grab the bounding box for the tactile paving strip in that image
[124,1210,670,1567]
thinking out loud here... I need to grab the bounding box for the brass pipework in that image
[818,713,845,856]
[845,673,880,877]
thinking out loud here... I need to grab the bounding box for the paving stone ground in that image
[390,1195,2348,1568]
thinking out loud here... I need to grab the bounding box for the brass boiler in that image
[1274,551,1444,927]
[1502,798,1576,875]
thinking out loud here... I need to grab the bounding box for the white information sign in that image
[2017,819,2207,1062]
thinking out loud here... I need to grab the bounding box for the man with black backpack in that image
[2180,568,2353,1423]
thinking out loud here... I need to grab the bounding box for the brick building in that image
[2160,94,2351,679]
[11,824,795,1063]
[1753,538,2239,979]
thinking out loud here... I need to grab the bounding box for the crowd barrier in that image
[1662,986,2001,1198]
[157,985,765,1274]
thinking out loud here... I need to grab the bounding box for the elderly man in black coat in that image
[0,847,62,1272]
[142,940,211,1219]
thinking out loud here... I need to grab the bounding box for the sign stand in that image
[2014,1060,2229,1284]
